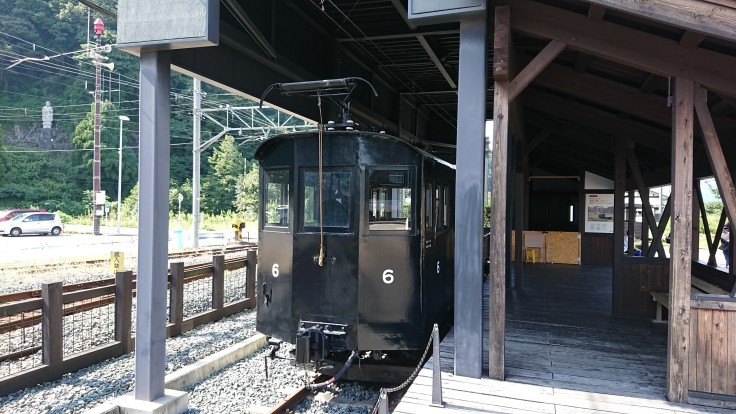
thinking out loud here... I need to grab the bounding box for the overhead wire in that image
[312,1,458,129]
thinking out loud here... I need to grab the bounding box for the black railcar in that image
[255,129,455,382]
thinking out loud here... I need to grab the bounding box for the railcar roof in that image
[255,130,456,170]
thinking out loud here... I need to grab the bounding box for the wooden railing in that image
[0,249,257,397]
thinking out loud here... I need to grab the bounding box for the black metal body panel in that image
[256,130,455,367]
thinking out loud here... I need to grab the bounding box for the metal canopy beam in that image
[417,35,457,89]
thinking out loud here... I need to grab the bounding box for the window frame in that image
[262,167,292,231]
[298,167,354,234]
[365,166,416,235]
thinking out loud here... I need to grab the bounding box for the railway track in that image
[266,374,329,414]
[0,247,256,335]
[0,244,255,276]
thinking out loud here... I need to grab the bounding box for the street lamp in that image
[117,115,130,234]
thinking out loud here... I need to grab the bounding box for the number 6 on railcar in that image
[255,125,454,382]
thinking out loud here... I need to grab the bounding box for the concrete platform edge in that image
[83,334,267,414]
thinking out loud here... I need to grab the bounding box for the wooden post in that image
[514,169,524,287]
[695,185,716,265]
[612,137,626,317]
[169,261,185,337]
[115,271,133,354]
[642,191,650,255]
[627,145,666,257]
[489,5,509,381]
[246,249,257,307]
[667,77,693,403]
[212,254,225,311]
[692,180,700,262]
[41,282,63,377]
[627,190,635,256]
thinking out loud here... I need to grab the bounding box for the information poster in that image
[585,193,614,233]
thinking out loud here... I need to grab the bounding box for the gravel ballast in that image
[0,256,383,413]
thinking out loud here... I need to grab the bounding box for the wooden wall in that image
[689,304,736,396]
[616,257,669,319]
[581,233,613,265]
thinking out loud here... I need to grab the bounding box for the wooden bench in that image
[650,276,730,322]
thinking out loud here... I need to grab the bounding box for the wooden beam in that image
[648,196,672,256]
[666,77,694,403]
[489,6,509,382]
[417,35,457,89]
[694,86,736,225]
[626,145,667,257]
[613,137,626,316]
[493,6,510,81]
[640,73,660,95]
[533,63,671,127]
[524,129,553,156]
[509,40,566,102]
[627,190,635,256]
[512,0,736,97]
[587,4,606,21]
[679,30,707,49]
[581,0,736,43]
[574,52,592,74]
[573,4,605,74]
[695,184,715,263]
[524,88,671,153]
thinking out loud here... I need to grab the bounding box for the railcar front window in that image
[264,169,290,227]
[368,170,412,231]
[302,170,351,230]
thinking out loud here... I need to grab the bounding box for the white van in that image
[0,212,64,236]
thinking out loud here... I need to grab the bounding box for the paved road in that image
[0,225,239,266]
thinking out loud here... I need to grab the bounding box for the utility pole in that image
[192,78,202,248]
[92,18,104,235]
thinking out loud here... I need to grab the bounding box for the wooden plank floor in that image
[393,264,733,414]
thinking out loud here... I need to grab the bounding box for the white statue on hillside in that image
[42,101,53,129]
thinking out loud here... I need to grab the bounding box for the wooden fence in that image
[0,249,257,397]
[689,298,736,398]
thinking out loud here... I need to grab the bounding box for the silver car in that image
[0,212,64,236]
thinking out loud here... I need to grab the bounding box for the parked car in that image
[0,212,63,236]
[0,209,46,222]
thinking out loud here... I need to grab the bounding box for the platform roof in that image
[168,0,736,189]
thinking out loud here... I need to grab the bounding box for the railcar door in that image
[358,167,422,350]
[256,168,294,343]
[291,167,359,348]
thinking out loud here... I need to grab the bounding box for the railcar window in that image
[264,169,290,227]
[302,170,351,230]
[443,186,449,228]
[425,184,433,229]
[368,170,412,231]
[435,187,442,232]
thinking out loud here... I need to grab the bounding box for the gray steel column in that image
[453,15,487,378]
[135,50,171,402]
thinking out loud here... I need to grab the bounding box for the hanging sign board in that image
[585,193,614,233]
[408,0,486,25]
[117,0,219,52]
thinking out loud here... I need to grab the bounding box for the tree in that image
[202,135,243,213]
[69,101,137,200]
[235,162,259,221]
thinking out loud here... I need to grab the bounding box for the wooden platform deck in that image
[393,264,733,414]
